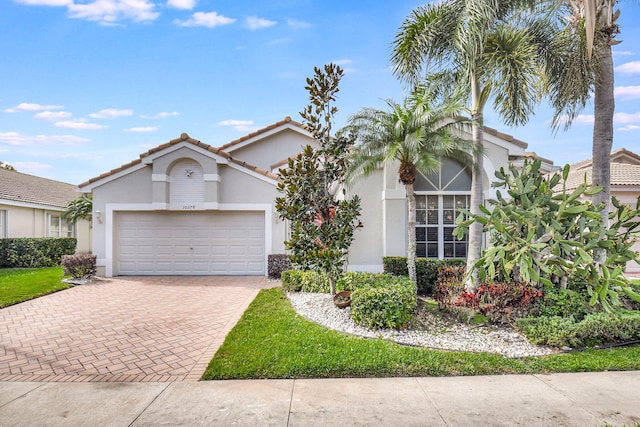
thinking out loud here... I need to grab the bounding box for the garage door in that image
[116,211,265,275]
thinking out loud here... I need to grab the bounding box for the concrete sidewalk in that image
[1,371,639,426]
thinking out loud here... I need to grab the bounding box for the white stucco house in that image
[78,117,554,278]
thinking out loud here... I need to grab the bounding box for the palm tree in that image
[391,0,557,289]
[344,87,473,284]
[547,0,619,229]
[62,194,93,223]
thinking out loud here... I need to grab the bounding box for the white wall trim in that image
[382,189,405,200]
[0,198,65,211]
[203,174,220,182]
[104,202,273,277]
[152,174,168,182]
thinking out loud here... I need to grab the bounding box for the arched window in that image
[413,158,471,259]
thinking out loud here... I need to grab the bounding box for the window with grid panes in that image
[413,158,471,259]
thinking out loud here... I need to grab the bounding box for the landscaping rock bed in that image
[287,291,557,358]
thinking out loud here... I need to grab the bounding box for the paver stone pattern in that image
[0,276,271,382]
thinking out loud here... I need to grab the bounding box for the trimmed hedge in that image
[350,275,417,330]
[0,238,77,268]
[281,270,330,293]
[517,311,640,348]
[282,269,417,330]
[383,257,466,295]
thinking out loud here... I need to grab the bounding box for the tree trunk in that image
[592,41,614,265]
[465,77,484,292]
[406,183,417,284]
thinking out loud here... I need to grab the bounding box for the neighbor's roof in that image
[78,132,279,188]
[216,116,307,152]
[559,148,640,191]
[0,168,79,208]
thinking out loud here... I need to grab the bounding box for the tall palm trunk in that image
[466,77,484,291]
[592,41,615,264]
[406,182,417,283]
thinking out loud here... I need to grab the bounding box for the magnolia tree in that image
[275,64,362,295]
[454,159,640,312]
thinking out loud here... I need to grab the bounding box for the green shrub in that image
[572,312,640,347]
[350,276,417,330]
[280,269,330,293]
[61,253,96,279]
[539,288,590,321]
[335,271,386,291]
[516,316,577,347]
[383,257,465,295]
[0,238,76,268]
[517,311,640,348]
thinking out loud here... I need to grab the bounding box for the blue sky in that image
[1,0,640,185]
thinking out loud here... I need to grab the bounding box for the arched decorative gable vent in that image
[169,159,204,210]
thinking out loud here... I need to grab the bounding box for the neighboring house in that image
[561,148,640,273]
[79,116,549,278]
[0,168,91,253]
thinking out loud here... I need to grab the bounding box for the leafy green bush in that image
[539,288,590,321]
[517,311,640,348]
[350,276,417,329]
[516,316,577,347]
[61,253,96,279]
[280,270,330,293]
[383,257,465,295]
[335,271,386,291]
[0,238,76,268]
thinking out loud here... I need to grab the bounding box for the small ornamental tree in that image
[275,64,362,295]
[454,159,640,312]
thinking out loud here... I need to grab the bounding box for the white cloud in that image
[11,161,54,175]
[5,102,64,112]
[614,111,640,124]
[67,0,159,25]
[167,0,195,10]
[286,19,312,30]
[218,119,256,132]
[615,61,640,75]
[617,124,640,132]
[124,126,158,132]
[55,119,106,130]
[89,108,134,119]
[140,111,179,119]
[615,86,640,100]
[0,132,90,146]
[573,114,595,125]
[175,11,236,27]
[245,16,276,30]
[13,0,70,6]
[34,111,73,121]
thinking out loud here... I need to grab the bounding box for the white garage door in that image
[116,211,265,275]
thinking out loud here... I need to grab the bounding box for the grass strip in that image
[203,287,640,380]
[0,267,71,308]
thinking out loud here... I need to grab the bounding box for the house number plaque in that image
[182,205,196,210]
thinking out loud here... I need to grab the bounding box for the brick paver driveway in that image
[0,276,273,382]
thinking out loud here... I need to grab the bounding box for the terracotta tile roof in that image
[79,132,279,188]
[0,168,79,208]
[557,148,640,191]
[217,116,307,151]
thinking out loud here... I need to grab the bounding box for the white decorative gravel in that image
[286,292,557,358]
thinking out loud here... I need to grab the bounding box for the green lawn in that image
[0,267,71,308]
[203,287,640,380]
